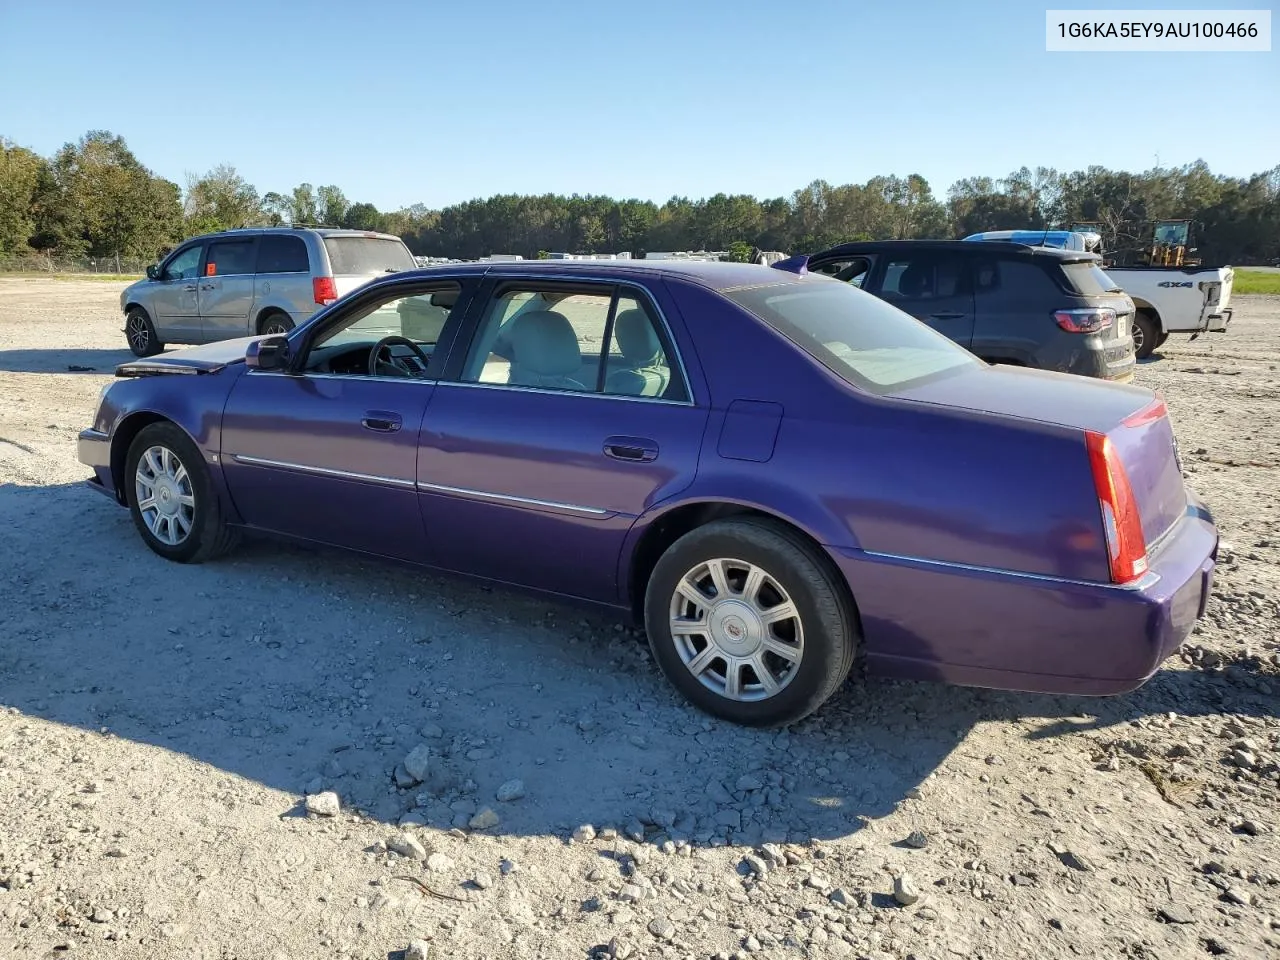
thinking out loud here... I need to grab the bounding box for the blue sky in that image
[1,0,1275,210]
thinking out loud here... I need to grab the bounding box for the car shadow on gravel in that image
[0,347,136,373]
[2,481,1265,846]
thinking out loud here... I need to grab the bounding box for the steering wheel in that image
[368,336,431,378]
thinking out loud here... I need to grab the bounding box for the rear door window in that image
[812,256,874,288]
[205,239,256,277]
[878,254,969,301]
[323,236,416,275]
[256,234,309,274]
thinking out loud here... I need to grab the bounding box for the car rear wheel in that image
[125,422,238,563]
[258,312,294,336]
[125,307,163,357]
[644,517,858,726]
[1132,311,1159,359]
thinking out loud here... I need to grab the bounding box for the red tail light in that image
[313,277,338,306]
[1054,307,1115,333]
[1085,430,1148,583]
[1122,396,1168,428]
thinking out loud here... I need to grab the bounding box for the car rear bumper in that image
[830,491,1217,695]
[78,428,116,499]
[1206,308,1232,332]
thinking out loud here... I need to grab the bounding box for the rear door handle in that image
[182,284,197,292]
[928,312,966,320]
[604,436,658,462]
[361,411,402,433]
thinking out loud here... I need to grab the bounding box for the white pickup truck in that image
[1104,265,1234,359]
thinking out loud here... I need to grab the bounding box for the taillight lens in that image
[313,277,338,306]
[1085,430,1148,583]
[1055,307,1115,333]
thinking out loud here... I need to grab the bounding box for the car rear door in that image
[198,236,259,341]
[868,251,976,348]
[415,275,708,604]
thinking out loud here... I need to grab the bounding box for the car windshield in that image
[1060,261,1123,295]
[323,236,416,275]
[723,277,978,394]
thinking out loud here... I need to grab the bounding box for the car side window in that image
[256,235,309,274]
[814,257,873,288]
[880,255,969,301]
[205,240,256,277]
[161,245,202,282]
[461,286,685,400]
[302,284,461,377]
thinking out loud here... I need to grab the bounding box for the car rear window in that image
[723,278,978,394]
[1060,261,1123,296]
[323,236,416,275]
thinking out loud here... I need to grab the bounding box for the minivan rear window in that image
[323,236,416,275]
[1061,261,1123,296]
[723,277,978,394]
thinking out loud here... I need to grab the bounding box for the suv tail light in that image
[313,277,338,306]
[1054,307,1115,333]
[1085,430,1148,583]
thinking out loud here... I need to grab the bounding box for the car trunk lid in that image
[892,365,1186,548]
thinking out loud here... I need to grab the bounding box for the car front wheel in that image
[644,517,858,726]
[125,307,163,357]
[125,422,238,563]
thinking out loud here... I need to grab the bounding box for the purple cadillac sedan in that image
[78,259,1218,726]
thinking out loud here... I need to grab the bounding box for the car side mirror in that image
[145,264,159,280]
[246,335,289,371]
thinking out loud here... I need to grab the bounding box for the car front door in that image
[416,277,708,603]
[869,252,976,348]
[198,236,259,342]
[149,241,205,343]
[217,279,471,561]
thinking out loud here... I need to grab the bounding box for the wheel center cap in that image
[155,480,179,516]
[709,600,763,655]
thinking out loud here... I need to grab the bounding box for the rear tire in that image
[1132,311,1160,359]
[643,517,858,727]
[258,312,294,336]
[125,307,163,357]
[125,422,239,563]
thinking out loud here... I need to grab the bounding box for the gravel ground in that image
[1,279,1277,960]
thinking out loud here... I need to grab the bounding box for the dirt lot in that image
[1,278,1277,960]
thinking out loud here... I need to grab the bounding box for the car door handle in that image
[604,436,658,462]
[928,312,966,320]
[360,412,402,433]
[182,284,197,292]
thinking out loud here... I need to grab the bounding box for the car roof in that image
[395,258,802,291]
[814,239,1098,262]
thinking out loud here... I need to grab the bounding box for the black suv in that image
[792,240,1137,381]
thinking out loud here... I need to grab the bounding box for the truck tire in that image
[1132,311,1160,360]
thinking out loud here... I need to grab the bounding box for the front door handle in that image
[361,411,402,433]
[182,284,197,292]
[928,312,966,320]
[604,436,658,462]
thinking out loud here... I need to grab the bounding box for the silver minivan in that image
[120,227,417,356]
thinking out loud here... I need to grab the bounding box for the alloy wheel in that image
[668,557,804,701]
[127,314,150,353]
[134,445,195,546]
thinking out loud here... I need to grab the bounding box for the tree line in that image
[2,129,1278,266]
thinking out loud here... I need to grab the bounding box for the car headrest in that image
[506,310,582,376]
[613,309,662,366]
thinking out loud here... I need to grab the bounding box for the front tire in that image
[1132,311,1160,360]
[125,307,163,357]
[644,517,858,726]
[125,422,238,563]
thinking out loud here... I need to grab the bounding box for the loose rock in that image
[388,832,428,861]
[469,807,500,830]
[893,873,921,906]
[304,791,340,817]
[405,939,432,960]
[495,778,525,802]
[403,745,432,783]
